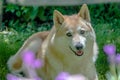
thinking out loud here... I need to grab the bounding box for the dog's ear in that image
[53,10,64,28]
[78,4,90,22]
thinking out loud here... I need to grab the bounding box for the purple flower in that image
[67,74,87,80]
[6,74,18,80]
[32,59,43,69]
[55,72,70,80]
[22,50,36,66]
[115,54,120,64]
[22,50,43,69]
[103,44,116,55]
[35,77,42,80]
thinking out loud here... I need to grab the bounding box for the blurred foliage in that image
[2,3,120,32]
[89,3,120,24]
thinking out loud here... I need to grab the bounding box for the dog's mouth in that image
[69,46,84,56]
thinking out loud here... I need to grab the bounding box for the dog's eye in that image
[80,30,85,34]
[66,32,72,37]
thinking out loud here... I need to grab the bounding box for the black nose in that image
[75,43,83,50]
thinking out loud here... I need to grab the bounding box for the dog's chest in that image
[37,49,95,80]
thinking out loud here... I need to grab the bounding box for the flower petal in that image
[115,54,120,64]
[55,72,70,80]
[6,74,18,80]
[33,59,43,69]
[22,50,35,66]
[103,44,116,55]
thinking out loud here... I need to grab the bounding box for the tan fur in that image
[11,31,49,70]
[7,4,98,80]
[12,58,22,70]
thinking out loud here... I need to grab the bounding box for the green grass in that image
[0,40,19,80]
[94,20,120,79]
[1,20,120,80]
[0,31,31,80]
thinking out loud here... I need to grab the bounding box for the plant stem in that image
[109,55,118,80]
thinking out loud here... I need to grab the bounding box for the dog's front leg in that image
[22,63,38,78]
[94,74,98,80]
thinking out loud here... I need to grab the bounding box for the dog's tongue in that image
[76,50,83,56]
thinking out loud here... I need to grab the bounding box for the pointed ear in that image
[53,10,64,28]
[78,4,91,22]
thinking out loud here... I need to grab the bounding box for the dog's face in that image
[52,4,95,56]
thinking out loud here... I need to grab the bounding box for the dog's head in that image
[52,4,96,56]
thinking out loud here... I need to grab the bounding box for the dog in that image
[7,4,98,80]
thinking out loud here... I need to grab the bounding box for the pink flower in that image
[55,72,70,80]
[103,44,116,56]
[6,74,18,80]
[32,59,43,69]
[35,77,42,80]
[22,50,35,66]
[67,74,87,80]
[56,72,88,80]
[22,50,43,68]
[115,54,120,64]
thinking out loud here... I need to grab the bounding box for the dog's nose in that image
[75,43,83,50]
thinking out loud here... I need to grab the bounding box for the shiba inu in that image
[7,4,98,80]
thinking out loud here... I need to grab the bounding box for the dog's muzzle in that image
[69,46,84,56]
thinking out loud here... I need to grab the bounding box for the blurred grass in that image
[0,31,31,80]
[94,19,120,80]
